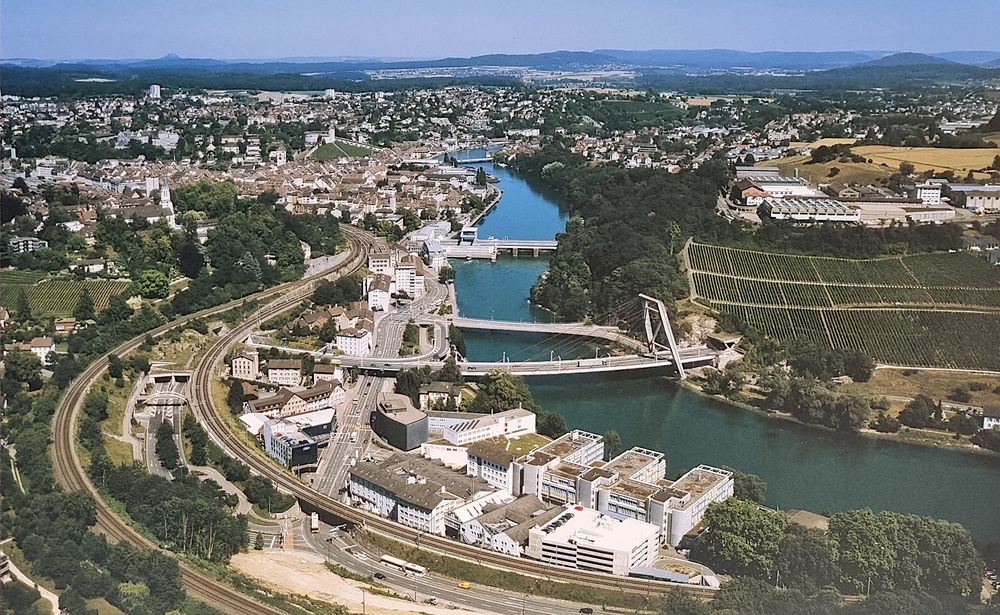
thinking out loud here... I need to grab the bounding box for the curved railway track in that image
[51,226,374,615]
[188,241,719,601]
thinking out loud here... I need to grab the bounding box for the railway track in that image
[50,226,373,615]
[187,236,719,601]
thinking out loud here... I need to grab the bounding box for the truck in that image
[310,512,320,533]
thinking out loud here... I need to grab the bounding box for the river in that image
[448,157,1000,543]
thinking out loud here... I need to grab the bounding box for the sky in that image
[3,0,998,60]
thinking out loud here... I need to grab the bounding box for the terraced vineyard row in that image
[693,272,1000,310]
[1,269,48,285]
[1,279,131,317]
[688,242,1000,287]
[723,306,1000,371]
[688,242,1000,370]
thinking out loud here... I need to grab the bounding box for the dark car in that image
[580,609,594,614]
[374,572,386,580]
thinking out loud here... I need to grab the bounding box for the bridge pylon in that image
[638,293,686,379]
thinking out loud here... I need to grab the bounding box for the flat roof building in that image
[525,505,660,576]
[371,393,428,451]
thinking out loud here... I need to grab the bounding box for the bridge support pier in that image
[638,293,686,379]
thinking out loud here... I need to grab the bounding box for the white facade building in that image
[230,350,259,380]
[525,505,660,576]
[336,327,373,356]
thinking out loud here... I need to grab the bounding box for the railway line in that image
[187,243,719,601]
[50,226,374,615]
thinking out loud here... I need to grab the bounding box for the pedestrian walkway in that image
[0,540,62,615]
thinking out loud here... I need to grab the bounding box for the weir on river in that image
[447,151,1000,543]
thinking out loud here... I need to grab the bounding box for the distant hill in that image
[859,52,959,67]
[126,53,228,68]
[988,57,1000,67]
[596,48,877,70]
[933,51,1000,65]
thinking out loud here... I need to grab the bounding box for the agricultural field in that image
[687,243,1000,370]
[762,153,892,186]
[1,277,131,318]
[311,141,372,161]
[852,144,998,180]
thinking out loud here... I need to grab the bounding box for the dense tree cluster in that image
[691,499,983,599]
[510,142,740,320]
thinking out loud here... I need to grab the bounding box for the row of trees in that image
[692,499,983,597]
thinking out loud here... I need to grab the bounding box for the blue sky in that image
[3,0,996,60]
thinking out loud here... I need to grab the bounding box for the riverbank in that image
[677,372,1000,459]
[467,184,503,228]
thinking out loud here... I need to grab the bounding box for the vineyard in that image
[1,278,131,318]
[686,243,1000,370]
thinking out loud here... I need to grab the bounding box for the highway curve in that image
[51,226,372,615]
[188,237,718,602]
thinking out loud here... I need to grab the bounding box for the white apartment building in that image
[148,84,161,99]
[395,254,426,298]
[230,349,259,380]
[525,506,660,576]
[366,274,392,312]
[367,250,396,275]
[336,327,372,356]
[267,359,302,387]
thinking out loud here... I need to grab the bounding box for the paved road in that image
[297,518,603,615]
[310,375,387,497]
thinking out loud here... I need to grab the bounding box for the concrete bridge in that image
[337,346,717,377]
[440,238,558,260]
[415,316,647,353]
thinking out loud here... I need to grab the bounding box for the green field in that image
[311,141,372,161]
[687,243,1000,370]
[1,277,131,318]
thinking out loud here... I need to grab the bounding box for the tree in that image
[690,498,788,579]
[99,293,134,325]
[177,238,205,278]
[666,221,683,255]
[603,430,622,460]
[155,421,180,470]
[136,269,170,299]
[871,412,901,433]
[448,324,466,357]
[948,413,980,436]
[475,166,488,186]
[774,526,839,589]
[14,287,32,321]
[108,353,124,379]
[899,161,915,176]
[2,351,43,389]
[438,265,455,284]
[898,394,938,429]
[723,467,768,503]
[74,286,96,321]
[435,355,464,384]
[227,379,246,414]
[254,532,264,550]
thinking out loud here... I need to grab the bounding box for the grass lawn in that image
[312,141,371,161]
[93,375,133,437]
[104,436,136,465]
[506,433,551,457]
[86,597,126,615]
[841,368,1000,408]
